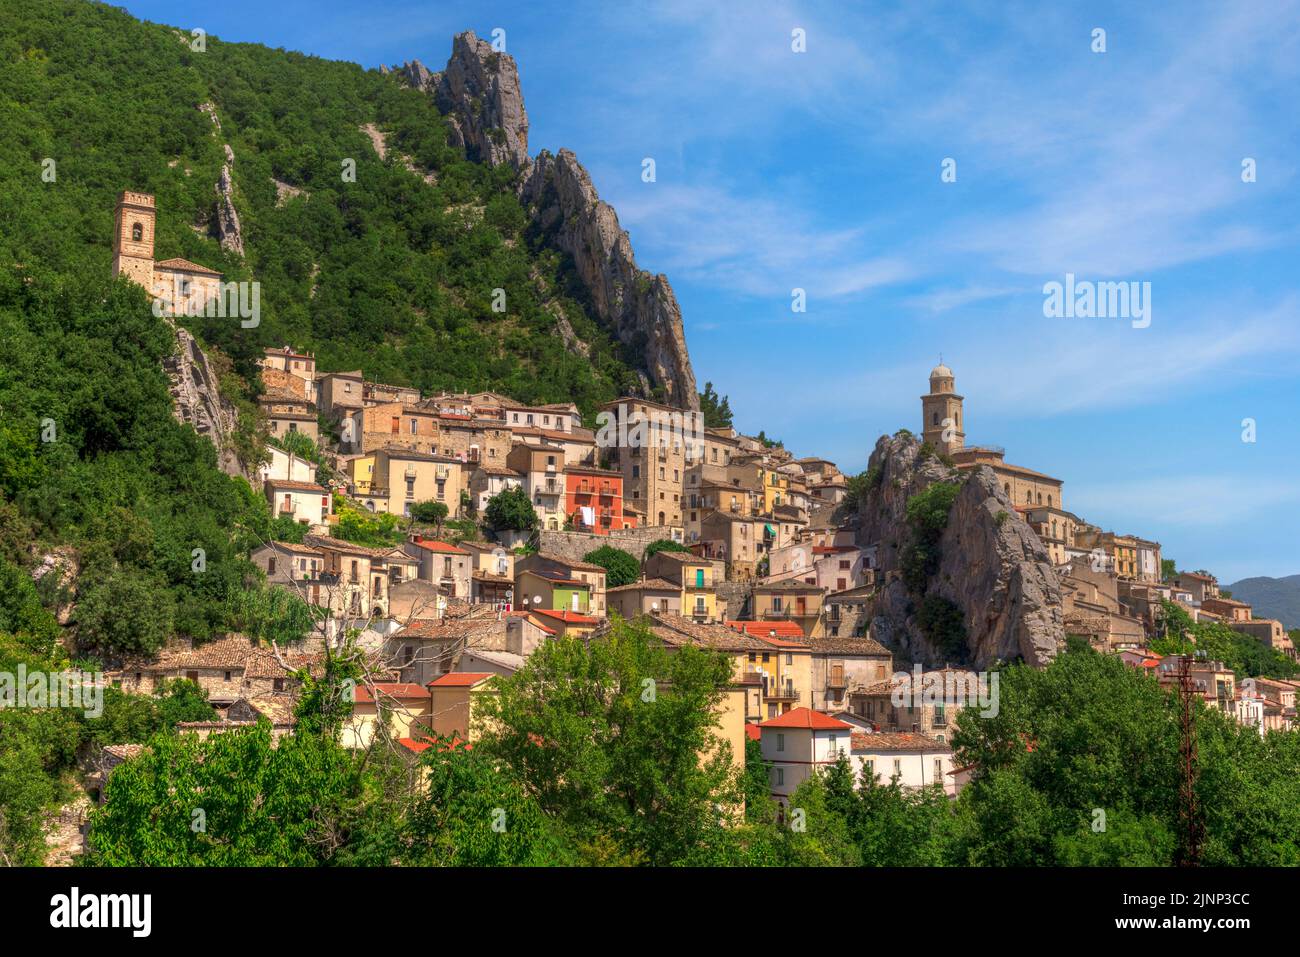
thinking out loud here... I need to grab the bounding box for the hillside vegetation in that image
[1,0,645,408]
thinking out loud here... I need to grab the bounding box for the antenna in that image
[1174,656,1204,866]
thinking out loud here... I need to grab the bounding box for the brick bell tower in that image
[111,191,156,289]
[921,361,965,455]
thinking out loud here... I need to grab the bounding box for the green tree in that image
[643,538,690,560]
[154,678,218,728]
[474,619,741,865]
[583,545,640,588]
[484,486,538,533]
[698,382,733,429]
[404,738,567,866]
[86,722,361,865]
[73,564,174,655]
[409,500,449,528]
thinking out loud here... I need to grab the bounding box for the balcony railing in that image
[766,684,799,702]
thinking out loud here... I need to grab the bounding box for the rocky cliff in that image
[165,323,245,479]
[520,149,698,408]
[393,31,698,409]
[393,34,529,171]
[854,433,1063,668]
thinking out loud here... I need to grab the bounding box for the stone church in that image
[111,190,223,315]
[920,362,1066,512]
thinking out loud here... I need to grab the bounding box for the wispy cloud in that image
[608,181,913,299]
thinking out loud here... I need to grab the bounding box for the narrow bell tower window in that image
[131,222,143,242]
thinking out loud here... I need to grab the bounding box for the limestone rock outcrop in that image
[399,32,529,171]
[165,322,245,479]
[854,433,1064,668]
[216,143,244,256]
[520,149,698,409]
[393,31,698,408]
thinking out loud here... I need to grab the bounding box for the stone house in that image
[804,634,893,712]
[402,537,473,600]
[851,731,958,796]
[265,478,332,527]
[516,553,608,617]
[468,463,524,513]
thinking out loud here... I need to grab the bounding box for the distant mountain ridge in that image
[1226,575,1300,630]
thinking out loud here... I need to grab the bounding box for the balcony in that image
[826,671,848,689]
[766,684,799,702]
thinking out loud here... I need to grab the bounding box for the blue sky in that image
[119,0,1300,582]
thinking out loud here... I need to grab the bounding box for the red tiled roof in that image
[529,608,599,626]
[428,672,494,687]
[410,538,468,554]
[759,707,851,731]
[744,723,762,742]
[728,620,806,640]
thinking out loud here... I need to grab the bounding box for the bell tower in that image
[111,191,156,289]
[921,362,965,455]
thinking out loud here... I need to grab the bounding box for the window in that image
[410,419,419,434]
[391,417,400,433]
[776,768,785,786]
[934,758,943,780]
[893,758,902,776]
[131,222,143,241]
[829,734,838,753]
[776,733,785,752]
[267,557,276,574]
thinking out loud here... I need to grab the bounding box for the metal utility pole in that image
[1174,656,1204,866]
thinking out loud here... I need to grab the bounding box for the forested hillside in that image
[0,0,646,406]
[0,0,658,862]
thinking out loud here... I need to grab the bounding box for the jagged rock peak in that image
[856,433,1063,669]
[395,32,529,170]
[521,149,698,409]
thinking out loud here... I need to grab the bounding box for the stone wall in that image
[537,527,682,564]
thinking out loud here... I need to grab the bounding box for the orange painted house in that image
[564,465,635,534]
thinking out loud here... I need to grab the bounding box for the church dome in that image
[929,363,953,380]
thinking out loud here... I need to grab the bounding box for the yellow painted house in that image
[644,550,721,623]
[760,466,791,514]
[642,614,812,721]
